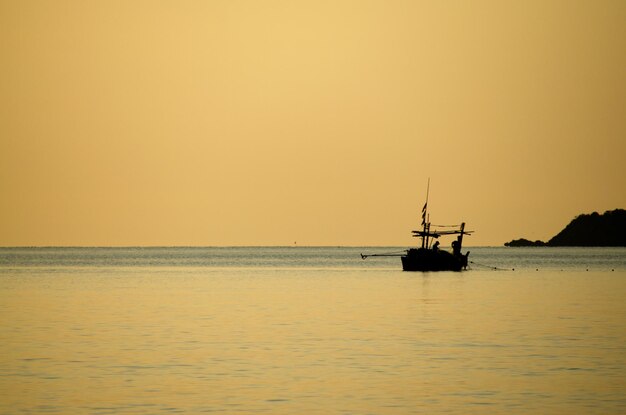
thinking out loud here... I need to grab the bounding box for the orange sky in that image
[1,0,625,246]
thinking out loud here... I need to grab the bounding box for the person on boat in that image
[451,240,460,256]
[432,241,440,252]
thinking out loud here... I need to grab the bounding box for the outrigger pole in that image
[360,252,404,259]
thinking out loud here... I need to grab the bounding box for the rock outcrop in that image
[504,238,546,247]
[504,209,626,247]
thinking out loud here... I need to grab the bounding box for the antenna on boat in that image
[425,177,430,210]
[421,178,430,248]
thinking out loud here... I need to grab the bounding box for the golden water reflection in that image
[1,268,625,414]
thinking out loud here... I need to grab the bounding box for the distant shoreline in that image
[504,209,626,247]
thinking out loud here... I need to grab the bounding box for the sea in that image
[1,246,625,414]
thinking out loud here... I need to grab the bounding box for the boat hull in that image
[401,248,468,272]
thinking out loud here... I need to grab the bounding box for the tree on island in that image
[504,209,626,247]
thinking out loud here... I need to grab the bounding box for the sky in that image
[1,0,625,247]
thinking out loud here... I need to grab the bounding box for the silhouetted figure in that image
[452,240,460,256]
[432,241,440,251]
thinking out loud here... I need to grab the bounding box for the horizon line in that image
[0,244,534,249]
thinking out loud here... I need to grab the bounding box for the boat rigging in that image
[361,180,473,271]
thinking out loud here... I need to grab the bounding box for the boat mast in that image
[421,178,430,248]
[458,222,465,250]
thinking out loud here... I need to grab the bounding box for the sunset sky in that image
[1,0,625,246]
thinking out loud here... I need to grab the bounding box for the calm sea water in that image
[1,247,625,414]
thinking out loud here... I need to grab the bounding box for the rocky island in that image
[504,209,626,247]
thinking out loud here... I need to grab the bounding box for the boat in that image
[362,182,472,271]
[401,222,471,271]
